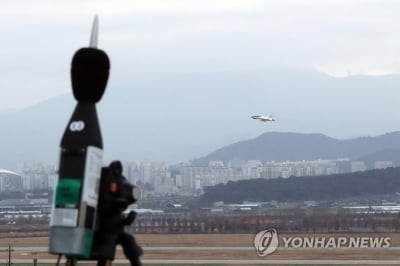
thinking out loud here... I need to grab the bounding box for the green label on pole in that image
[55,178,81,205]
[84,229,94,258]
[65,229,94,259]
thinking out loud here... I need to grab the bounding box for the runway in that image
[2,258,400,265]
[6,246,400,252]
[2,246,400,265]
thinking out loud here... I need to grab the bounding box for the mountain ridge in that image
[2,69,400,170]
[192,131,400,165]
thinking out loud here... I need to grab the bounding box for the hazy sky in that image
[1,0,400,110]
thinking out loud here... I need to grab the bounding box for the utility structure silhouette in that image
[49,16,110,265]
[49,16,142,266]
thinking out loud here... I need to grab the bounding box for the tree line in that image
[199,167,400,205]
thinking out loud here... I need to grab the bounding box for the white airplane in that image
[251,114,275,122]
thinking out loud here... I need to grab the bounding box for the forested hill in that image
[199,167,400,205]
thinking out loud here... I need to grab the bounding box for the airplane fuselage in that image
[251,115,275,122]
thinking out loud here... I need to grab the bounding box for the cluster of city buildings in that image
[0,159,394,194]
[176,159,394,192]
[176,159,338,192]
[0,163,57,192]
[350,160,393,172]
[118,159,344,194]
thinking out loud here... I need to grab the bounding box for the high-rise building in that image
[0,169,23,192]
[351,161,367,172]
[374,161,393,169]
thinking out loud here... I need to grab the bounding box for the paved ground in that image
[2,258,400,265]
[0,233,399,265]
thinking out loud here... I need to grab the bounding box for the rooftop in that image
[0,169,19,176]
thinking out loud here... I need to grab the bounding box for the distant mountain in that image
[2,69,400,170]
[192,132,400,164]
